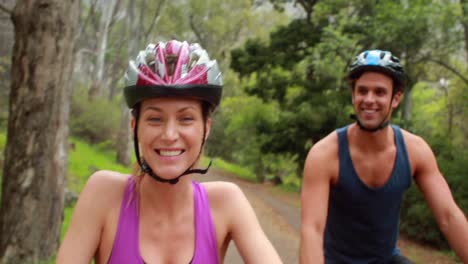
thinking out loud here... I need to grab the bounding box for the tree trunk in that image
[401,87,412,124]
[116,101,133,166]
[0,1,78,263]
[116,0,139,166]
[88,0,119,99]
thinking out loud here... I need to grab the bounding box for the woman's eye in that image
[148,117,162,123]
[180,116,194,122]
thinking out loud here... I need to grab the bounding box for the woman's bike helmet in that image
[124,40,223,184]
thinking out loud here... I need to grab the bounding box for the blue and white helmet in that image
[348,50,405,91]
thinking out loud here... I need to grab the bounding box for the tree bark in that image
[116,101,133,166]
[0,0,78,263]
[88,0,119,99]
[401,84,413,124]
[116,0,139,166]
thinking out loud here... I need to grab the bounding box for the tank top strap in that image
[336,125,350,157]
[391,125,412,189]
[107,176,143,264]
[191,181,219,264]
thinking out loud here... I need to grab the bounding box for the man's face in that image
[352,72,401,130]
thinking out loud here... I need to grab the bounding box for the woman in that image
[57,40,282,264]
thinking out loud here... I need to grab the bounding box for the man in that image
[300,50,468,264]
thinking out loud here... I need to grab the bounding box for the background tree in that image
[0,0,79,263]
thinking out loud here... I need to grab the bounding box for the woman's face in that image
[133,97,210,179]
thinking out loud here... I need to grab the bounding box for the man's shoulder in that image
[304,129,340,174]
[399,128,430,151]
[398,127,437,173]
[310,129,339,156]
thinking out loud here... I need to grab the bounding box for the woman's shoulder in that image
[79,170,131,207]
[200,181,249,214]
[86,170,130,190]
[201,181,244,201]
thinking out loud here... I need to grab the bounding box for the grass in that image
[67,137,131,193]
[208,157,257,182]
[277,181,302,193]
[0,130,6,150]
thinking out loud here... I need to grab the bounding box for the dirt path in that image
[195,168,459,264]
[195,168,300,263]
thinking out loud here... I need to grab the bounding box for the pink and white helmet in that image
[124,40,223,110]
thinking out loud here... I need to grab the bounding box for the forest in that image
[0,0,466,263]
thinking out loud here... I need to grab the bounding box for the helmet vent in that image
[166,55,178,77]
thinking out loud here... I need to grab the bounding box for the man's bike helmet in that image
[123,40,223,184]
[348,49,404,92]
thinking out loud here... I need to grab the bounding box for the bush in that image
[401,185,447,248]
[70,87,121,144]
[261,153,299,184]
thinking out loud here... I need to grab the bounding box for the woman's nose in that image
[161,121,179,141]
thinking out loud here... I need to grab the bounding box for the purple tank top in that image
[107,177,219,264]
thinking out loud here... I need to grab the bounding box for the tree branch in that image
[189,14,205,47]
[0,3,13,15]
[143,0,166,44]
[75,0,99,44]
[108,0,123,30]
[296,0,318,23]
[424,58,468,86]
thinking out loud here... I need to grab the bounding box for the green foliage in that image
[0,130,6,151]
[67,137,130,193]
[410,82,447,137]
[211,158,257,182]
[230,38,271,77]
[261,152,300,186]
[230,19,322,76]
[219,95,280,181]
[70,87,121,144]
[61,206,74,239]
[401,187,444,245]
